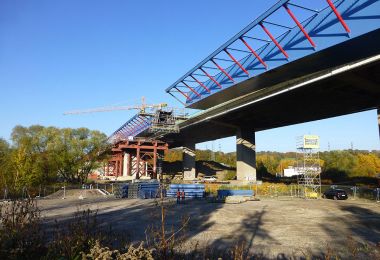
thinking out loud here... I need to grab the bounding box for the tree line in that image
[0,125,108,192]
[164,149,380,179]
[1,124,379,192]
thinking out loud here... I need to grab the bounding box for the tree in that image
[52,128,108,183]
[10,125,61,188]
[276,158,296,174]
[0,138,13,191]
[164,150,182,162]
[9,125,109,187]
[351,153,380,177]
[257,154,279,174]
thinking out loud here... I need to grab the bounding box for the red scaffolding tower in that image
[106,138,168,179]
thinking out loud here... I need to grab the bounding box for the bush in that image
[46,208,102,259]
[0,199,45,259]
[83,241,154,260]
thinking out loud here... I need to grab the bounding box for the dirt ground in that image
[37,195,380,258]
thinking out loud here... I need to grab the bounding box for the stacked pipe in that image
[137,182,160,199]
[114,181,160,199]
[127,183,140,198]
[114,184,128,198]
[167,184,205,198]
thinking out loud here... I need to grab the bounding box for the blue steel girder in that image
[109,113,153,143]
[165,0,380,107]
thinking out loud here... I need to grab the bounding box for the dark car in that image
[322,189,348,200]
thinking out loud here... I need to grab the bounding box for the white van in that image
[203,176,217,182]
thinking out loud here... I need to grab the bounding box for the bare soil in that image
[38,196,380,258]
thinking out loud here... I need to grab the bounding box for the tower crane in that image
[64,96,188,140]
[63,97,167,115]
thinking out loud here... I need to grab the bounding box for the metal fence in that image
[0,183,129,200]
[204,183,380,202]
[1,182,379,202]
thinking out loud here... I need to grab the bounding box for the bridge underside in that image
[163,38,380,147]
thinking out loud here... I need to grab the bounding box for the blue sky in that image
[0,0,379,152]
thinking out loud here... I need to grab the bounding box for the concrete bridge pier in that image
[236,128,257,182]
[183,142,196,180]
[378,108,380,141]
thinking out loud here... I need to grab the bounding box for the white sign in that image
[303,135,319,149]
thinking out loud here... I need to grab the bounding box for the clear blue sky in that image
[1,0,379,152]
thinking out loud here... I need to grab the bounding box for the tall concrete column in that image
[123,153,130,177]
[236,128,256,181]
[183,142,196,180]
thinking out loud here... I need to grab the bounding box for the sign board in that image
[128,136,134,141]
[303,135,319,149]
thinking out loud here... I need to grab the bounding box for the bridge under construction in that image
[106,0,380,181]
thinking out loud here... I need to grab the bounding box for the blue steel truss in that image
[109,113,153,143]
[166,0,380,107]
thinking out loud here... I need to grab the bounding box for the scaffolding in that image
[105,138,168,180]
[296,135,322,199]
[147,107,188,137]
[109,106,188,143]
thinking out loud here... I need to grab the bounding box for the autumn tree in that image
[276,158,296,174]
[0,138,14,191]
[164,150,182,162]
[351,153,380,177]
[9,125,108,188]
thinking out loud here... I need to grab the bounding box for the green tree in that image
[52,128,108,183]
[9,125,108,187]
[257,154,279,174]
[320,150,358,178]
[0,138,14,191]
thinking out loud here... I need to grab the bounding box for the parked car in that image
[202,176,217,182]
[322,189,348,200]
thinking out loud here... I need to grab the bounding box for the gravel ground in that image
[38,195,380,258]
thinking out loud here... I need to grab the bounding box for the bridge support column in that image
[123,153,131,177]
[183,142,196,180]
[236,128,256,182]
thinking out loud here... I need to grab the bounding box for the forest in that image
[164,148,380,181]
[0,125,108,193]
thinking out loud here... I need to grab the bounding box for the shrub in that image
[0,199,45,259]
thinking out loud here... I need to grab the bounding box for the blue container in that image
[217,190,253,198]
[167,184,205,198]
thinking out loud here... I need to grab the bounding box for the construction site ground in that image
[38,195,380,258]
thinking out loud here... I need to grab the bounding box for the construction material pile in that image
[167,184,205,198]
[137,182,160,199]
[115,181,160,199]
[217,189,253,198]
[217,189,255,204]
